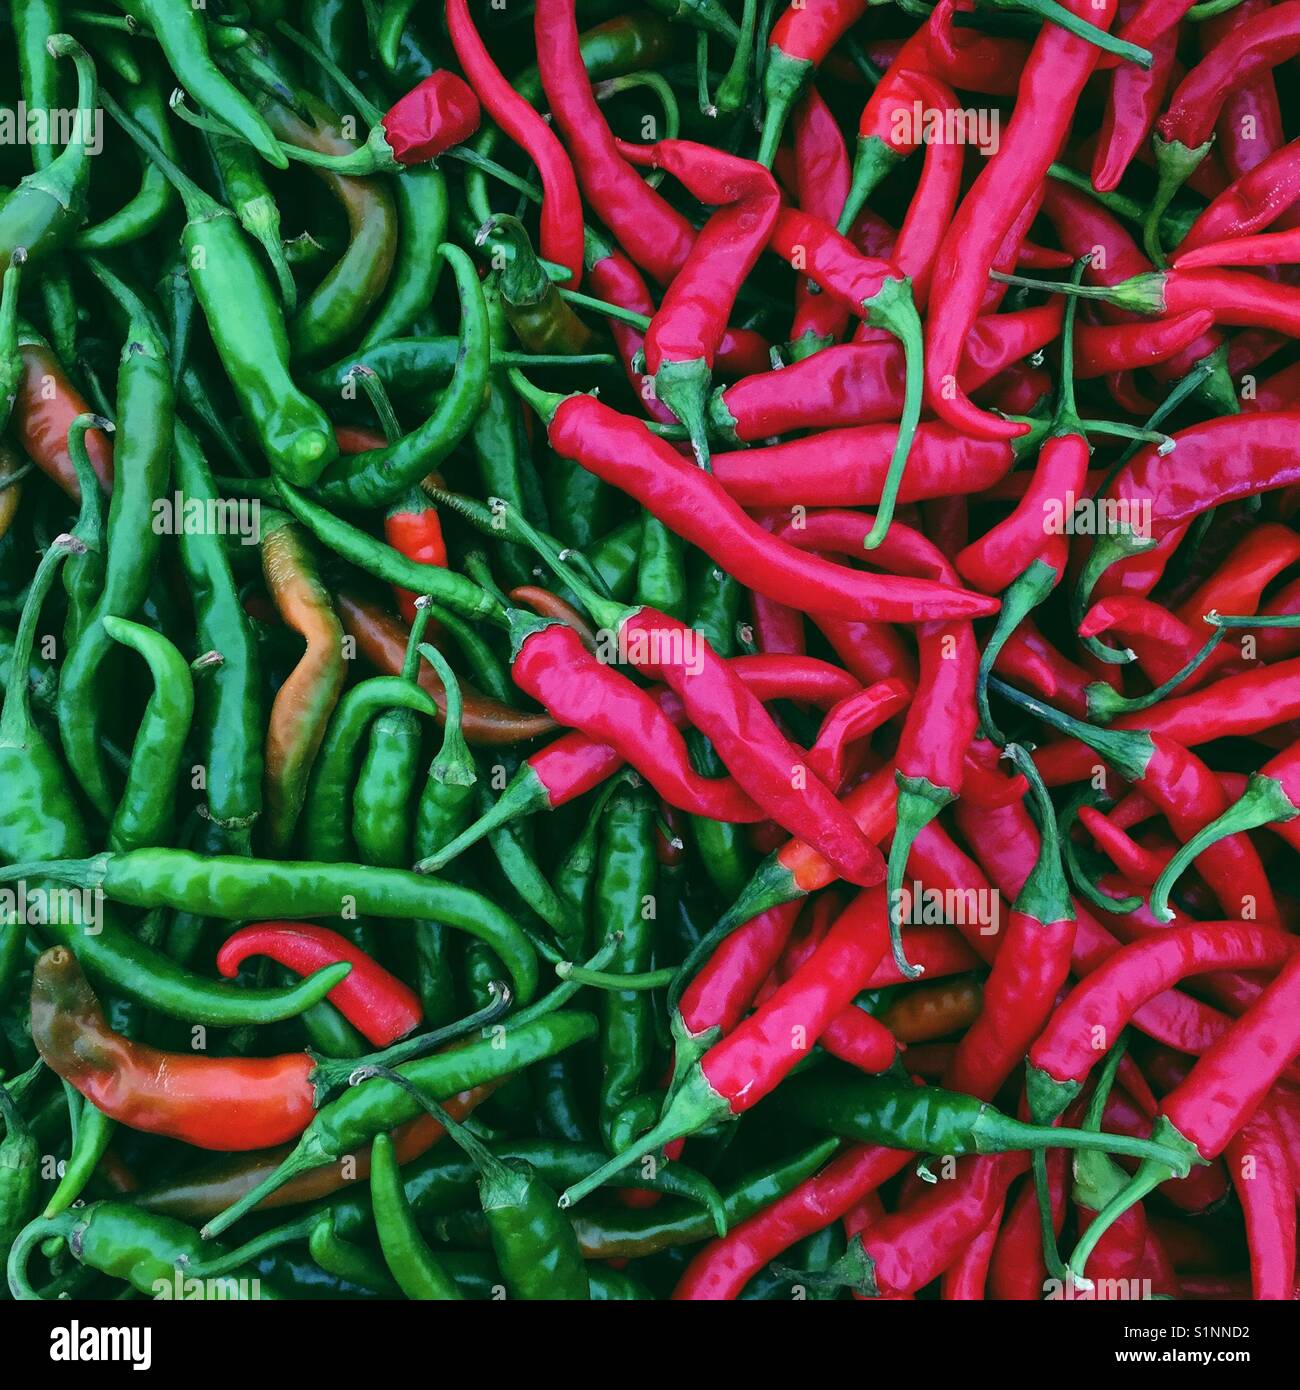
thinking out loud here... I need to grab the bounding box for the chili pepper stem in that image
[654,357,714,470]
[887,775,954,978]
[7,1213,78,1301]
[1066,1117,1201,1286]
[1143,135,1212,267]
[1007,0,1153,65]
[862,277,923,549]
[977,560,1059,745]
[1086,628,1226,723]
[1060,789,1143,915]
[837,136,902,237]
[559,1066,731,1210]
[1074,529,1157,665]
[309,986,512,1105]
[989,678,1155,784]
[556,962,675,990]
[755,50,810,168]
[1149,773,1299,924]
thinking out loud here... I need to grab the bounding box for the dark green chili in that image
[102,618,193,854]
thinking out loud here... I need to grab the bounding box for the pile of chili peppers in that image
[1,0,1299,1308]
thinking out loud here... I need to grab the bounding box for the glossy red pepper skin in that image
[1159,1,1300,152]
[511,620,761,823]
[673,1144,913,1299]
[381,72,480,164]
[31,948,316,1151]
[1225,1100,1296,1301]
[787,88,853,355]
[384,493,448,626]
[535,0,693,286]
[940,1200,1005,1300]
[446,0,583,285]
[542,396,998,624]
[1029,924,1296,1101]
[216,923,423,1047]
[713,306,1062,441]
[1180,138,1300,252]
[711,420,1023,508]
[924,0,1116,442]
[1092,17,1176,192]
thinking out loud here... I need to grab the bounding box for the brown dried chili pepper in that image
[31,947,317,1151]
[335,591,557,746]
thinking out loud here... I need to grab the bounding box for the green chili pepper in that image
[206,130,297,309]
[369,1130,462,1299]
[313,244,490,509]
[173,422,264,854]
[201,1011,597,1238]
[61,413,108,652]
[554,777,624,959]
[43,1093,112,1218]
[0,849,540,1005]
[75,65,178,251]
[58,323,173,821]
[351,602,437,869]
[99,90,336,484]
[0,1081,40,1255]
[371,1064,592,1300]
[774,1070,1201,1170]
[0,35,97,265]
[301,676,440,863]
[593,780,659,1150]
[102,618,194,854]
[7,1202,283,1300]
[111,0,288,168]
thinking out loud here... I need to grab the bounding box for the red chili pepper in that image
[939,1197,1006,1301]
[756,0,867,167]
[786,87,852,358]
[563,888,896,1209]
[420,653,861,868]
[766,207,924,543]
[710,418,1031,508]
[994,683,1281,926]
[924,0,1117,442]
[942,746,1076,1103]
[673,1143,913,1299]
[446,0,584,286]
[1026,922,1296,1127]
[1092,15,1176,192]
[1174,225,1300,270]
[1078,596,1236,690]
[988,1157,1069,1299]
[1074,311,1217,377]
[506,614,762,823]
[384,488,448,626]
[381,72,480,165]
[711,305,1062,442]
[1159,2,1300,157]
[1224,1100,1296,1301]
[1149,734,1300,921]
[1179,138,1300,252]
[515,384,998,623]
[614,139,779,467]
[216,923,422,1047]
[1032,655,1300,787]
[31,947,316,1151]
[1068,950,1300,1282]
[535,0,693,286]
[773,510,978,976]
[13,339,114,497]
